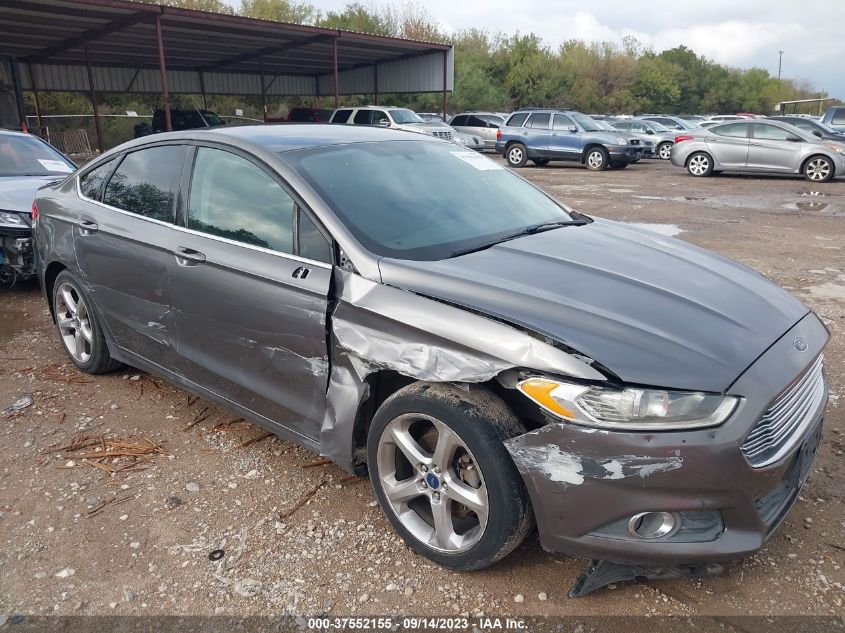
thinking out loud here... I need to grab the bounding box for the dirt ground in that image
[1,158,843,624]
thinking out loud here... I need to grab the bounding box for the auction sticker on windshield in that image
[450,150,502,170]
[37,159,73,172]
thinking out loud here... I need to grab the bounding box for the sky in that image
[310,0,844,99]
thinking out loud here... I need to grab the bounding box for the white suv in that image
[330,106,454,141]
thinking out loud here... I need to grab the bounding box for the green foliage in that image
[238,0,320,24]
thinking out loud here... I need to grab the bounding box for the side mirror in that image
[377,119,390,127]
[786,135,803,142]
[675,125,683,130]
[813,130,822,137]
[568,125,578,133]
[645,129,654,135]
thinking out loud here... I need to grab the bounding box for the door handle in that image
[78,220,98,235]
[292,266,310,279]
[521,131,528,136]
[173,246,206,266]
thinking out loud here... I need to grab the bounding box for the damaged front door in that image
[168,146,332,441]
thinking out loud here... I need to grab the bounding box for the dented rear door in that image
[168,145,331,441]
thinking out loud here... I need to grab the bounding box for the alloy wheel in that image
[587,151,604,169]
[377,413,488,553]
[806,158,831,182]
[688,154,710,175]
[508,147,523,164]
[55,282,93,363]
[659,143,672,160]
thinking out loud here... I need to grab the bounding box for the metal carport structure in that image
[0,0,454,150]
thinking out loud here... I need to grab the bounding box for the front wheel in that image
[52,270,121,374]
[657,142,673,160]
[585,147,609,171]
[803,155,834,182]
[506,143,528,168]
[367,383,533,570]
[687,152,713,177]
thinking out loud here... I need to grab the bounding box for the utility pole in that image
[776,50,784,113]
[777,50,783,81]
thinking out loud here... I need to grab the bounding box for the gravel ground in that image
[0,159,843,622]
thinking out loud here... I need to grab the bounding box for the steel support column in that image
[154,13,172,132]
[27,64,44,138]
[332,36,339,109]
[83,44,104,153]
[198,71,208,110]
[442,49,448,120]
[373,64,379,105]
[9,58,27,132]
[259,60,267,123]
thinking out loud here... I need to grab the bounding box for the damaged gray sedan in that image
[34,126,828,583]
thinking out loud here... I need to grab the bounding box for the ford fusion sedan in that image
[0,129,75,285]
[35,125,828,574]
[670,119,845,182]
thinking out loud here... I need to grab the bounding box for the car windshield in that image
[593,120,615,131]
[570,113,602,132]
[0,134,75,177]
[283,140,579,260]
[390,109,424,124]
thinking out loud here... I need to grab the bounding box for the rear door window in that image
[103,145,186,222]
[188,147,294,254]
[451,115,468,126]
[712,123,751,138]
[467,115,488,127]
[332,109,353,124]
[353,110,374,125]
[526,113,551,129]
[506,113,529,127]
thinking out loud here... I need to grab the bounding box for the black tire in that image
[505,143,528,168]
[52,270,122,374]
[584,147,609,171]
[657,142,673,160]
[531,158,549,167]
[367,382,534,571]
[803,155,835,183]
[613,161,629,169]
[686,151,714,177]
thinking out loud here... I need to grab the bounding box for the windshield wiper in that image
[449,219,587,258]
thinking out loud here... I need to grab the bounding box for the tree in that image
[239,0,320,24]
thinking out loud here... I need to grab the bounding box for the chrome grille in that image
[432,130,453,140]
[741,355,825,468]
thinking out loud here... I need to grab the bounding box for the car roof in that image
[117,124,439,153]
[335,105,409,110]
[0,128,31,138]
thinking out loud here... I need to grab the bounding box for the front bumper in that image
[505,312,828,565]
[608,145,644,163]
[0,226,35,279]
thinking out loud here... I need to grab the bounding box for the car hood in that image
[0,175,64,213]
[377,219,809,393]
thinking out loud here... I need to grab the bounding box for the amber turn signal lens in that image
[517,378,576,419]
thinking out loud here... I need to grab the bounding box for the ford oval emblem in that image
[793,338,808,352]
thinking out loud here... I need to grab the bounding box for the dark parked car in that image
[34,125,828,581]
[820,106,845,133]
[284,107,334,123]
[135,108,226,137]
[768,116,845,142]
[0,129,75,285]
[495,109,644,170]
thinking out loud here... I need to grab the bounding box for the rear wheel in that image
[367,383,533,570]
[657,142,673,160]
[803,155,834,182]
[52,270,121,374]
[687,152,713,177]
[531,158,549,167]
[585,147,609,171]
[506,143,528,168]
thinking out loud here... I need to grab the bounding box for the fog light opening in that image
[627,511,678,539]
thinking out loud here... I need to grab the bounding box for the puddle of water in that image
[607,188,635,193]
[622,223,685,237]
[631,195,703,202]
[803,283,845,301]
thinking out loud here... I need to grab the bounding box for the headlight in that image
[823,143,845,156]
[0,211,28,228]
[617,137,628,145]
[517,377,738,430]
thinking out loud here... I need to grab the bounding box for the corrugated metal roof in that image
[2,0,453,95]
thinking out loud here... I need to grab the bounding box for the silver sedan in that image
[670,119,845,182]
